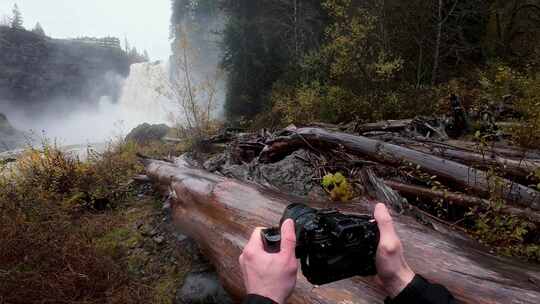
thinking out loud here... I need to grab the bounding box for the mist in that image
[0,63,177,146]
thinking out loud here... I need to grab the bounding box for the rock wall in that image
[0,26,130,105]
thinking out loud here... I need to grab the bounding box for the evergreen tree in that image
[32,22,45,36]
[11,4,23,29]
[124,37,131,53]
[143,50,150,62]
[0,14,11,26]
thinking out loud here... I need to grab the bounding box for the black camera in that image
[261,203,379,285]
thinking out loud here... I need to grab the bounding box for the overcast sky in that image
[0,0,172,60]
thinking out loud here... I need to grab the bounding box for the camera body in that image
[262,203,379,285]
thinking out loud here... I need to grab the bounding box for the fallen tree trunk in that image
[402,145,540,180]
[356,119,413,133]
[384,180,540,223]
[259,128,540,211]
[144,158,540,304]
[444,140,540,160]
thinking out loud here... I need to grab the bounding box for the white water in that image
[118,61,177,127]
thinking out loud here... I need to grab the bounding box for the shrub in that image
[477,62,540,148]
[0,141,166,303]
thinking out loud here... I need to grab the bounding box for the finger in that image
[374,203,399,246]
[245,227,265,252]
[280,219,296,256]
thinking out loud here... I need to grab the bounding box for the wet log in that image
[143,158,540,304]
[444,140,540,160]
[384,180,540,223]
[401,144,540,180]
[356,119,413,133]
[259,128,540,211]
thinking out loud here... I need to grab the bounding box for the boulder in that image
[176,272,232,304]
[125,123,170,144]
[0,113,26,152]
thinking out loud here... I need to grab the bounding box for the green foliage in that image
[472,199,539,262]
[322,172,353,202]
[470,170,540,262]
[478,62,540,148]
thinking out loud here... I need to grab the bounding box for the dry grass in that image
[0,140,188,304]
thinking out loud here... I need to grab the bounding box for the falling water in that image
[118,61,177,127]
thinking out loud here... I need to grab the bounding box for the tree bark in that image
[258,128,540,211]
[432,0,443,85]
[143,157,540,304]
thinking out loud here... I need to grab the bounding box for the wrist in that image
[384,268,415,298]
[248,290,284,304]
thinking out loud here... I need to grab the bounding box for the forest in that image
[173,0,539,134]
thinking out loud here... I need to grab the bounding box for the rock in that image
[203,153,227,172]
[125,123,170,144]
[173,232,188,243]
[153,235,165,245]
[220,149,324,197]
[139,224,154,236]
[176,272,233,304]
[0,113,26,152]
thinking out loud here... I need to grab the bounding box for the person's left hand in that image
[239,219,298,304]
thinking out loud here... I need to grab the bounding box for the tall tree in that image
[11,4,23,29]
[32,22,45,36]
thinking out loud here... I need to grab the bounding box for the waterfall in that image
[0,61,181,147]
[118,61,177,128]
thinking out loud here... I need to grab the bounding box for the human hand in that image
[374,203,415,298]
[239,219,298,304]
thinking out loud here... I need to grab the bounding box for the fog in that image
[0,62,177,146]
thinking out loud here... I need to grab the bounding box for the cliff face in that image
[0,26,130,105]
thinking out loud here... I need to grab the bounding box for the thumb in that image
[374,203,398,245]
[280,219,296,256]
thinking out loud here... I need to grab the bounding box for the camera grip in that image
[261,227,281,253]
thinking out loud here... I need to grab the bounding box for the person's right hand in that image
[239,219,298,304]
[374,203,415,298]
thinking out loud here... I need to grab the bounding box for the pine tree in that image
[143,50,150,62]
[11,4,23,29]
[32,22,45,36]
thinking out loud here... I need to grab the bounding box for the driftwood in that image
[444,140,540,160]
[143,157,540,304]
[259,128,540,211]
[356,119,413,133]
[384,180,540,223]
[401,144,540,180]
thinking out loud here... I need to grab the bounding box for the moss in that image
[153,268,183,304]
